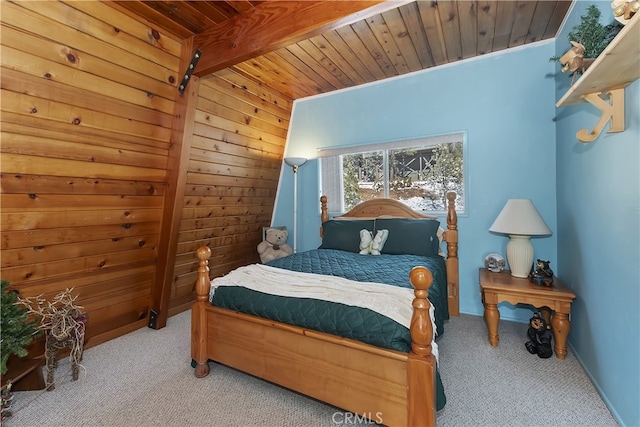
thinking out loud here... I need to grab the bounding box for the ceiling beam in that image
[193,0,413,76]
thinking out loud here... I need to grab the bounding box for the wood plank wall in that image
[1,1,291,351]
[1,0,181,346]
[168,70,292,315]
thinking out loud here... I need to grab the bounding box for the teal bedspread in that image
[266,249,449,335]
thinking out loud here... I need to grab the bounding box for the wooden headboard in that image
[319,193,459,316]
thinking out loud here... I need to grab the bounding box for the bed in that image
[191,192,459,426]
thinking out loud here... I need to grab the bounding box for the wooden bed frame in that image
[191,192,459,426]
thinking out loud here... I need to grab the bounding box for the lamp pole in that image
[284,157,307,253]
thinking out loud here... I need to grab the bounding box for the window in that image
[319,132,465,214]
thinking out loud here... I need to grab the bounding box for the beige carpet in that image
[6,310,617,426]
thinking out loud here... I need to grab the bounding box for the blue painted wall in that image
[274,42,559,322]
[554,2,639,426]
[274,3,638,424]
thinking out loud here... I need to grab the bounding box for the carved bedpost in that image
[407,266,436,426]
[408,266,433,355]
[445,192,459,316]
[320,196,328,237]
[445,192,458,252]
[192,246,211,378]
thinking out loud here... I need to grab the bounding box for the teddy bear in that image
[525,312,553,359]
[257,228,293,263]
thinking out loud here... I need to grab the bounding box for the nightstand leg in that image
[484,302,500,347]
[551,312,571,360]
[540,307,552,325]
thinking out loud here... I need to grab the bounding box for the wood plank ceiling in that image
[116,1,573,100]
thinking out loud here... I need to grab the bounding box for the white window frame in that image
[318,132,466,215]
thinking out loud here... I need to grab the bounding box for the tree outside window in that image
[321,134,465,213]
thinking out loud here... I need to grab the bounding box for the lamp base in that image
[506,235,534,278]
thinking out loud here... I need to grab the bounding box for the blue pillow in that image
[375,218,441,257]
[319,220,375,253]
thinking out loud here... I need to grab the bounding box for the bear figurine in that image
[529,259,554,287]
[525,312,553,359]
[257,228,293,263]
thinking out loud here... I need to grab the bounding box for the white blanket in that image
[210,264,438,362]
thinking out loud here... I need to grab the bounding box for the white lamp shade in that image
[489,199,552,236]
[284,157,307,167]
[490,199,551,278]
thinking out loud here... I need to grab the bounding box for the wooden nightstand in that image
[479,268,576,359]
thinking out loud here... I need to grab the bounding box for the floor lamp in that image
[284,157,307,253]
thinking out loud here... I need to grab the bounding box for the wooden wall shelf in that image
[556,13,640,142]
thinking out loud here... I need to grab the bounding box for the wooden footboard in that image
[191,247,437,427]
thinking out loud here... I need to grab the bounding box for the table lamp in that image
[489,199,552,278]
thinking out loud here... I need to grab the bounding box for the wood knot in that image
[151,29,160,40]
[73,118,81,125]
[67,53,77,63]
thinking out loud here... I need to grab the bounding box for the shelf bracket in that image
[576,88,625,143]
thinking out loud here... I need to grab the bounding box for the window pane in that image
[342,151,383,211]
[389,142,464,212]
[320,133,465,214]
[320,156,343,212]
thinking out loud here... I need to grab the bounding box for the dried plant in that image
[18,289,87,390]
